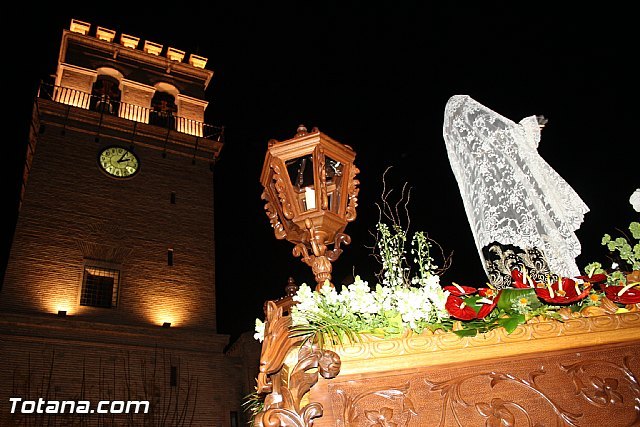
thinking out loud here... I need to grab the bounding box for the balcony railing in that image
[37,81,224,142]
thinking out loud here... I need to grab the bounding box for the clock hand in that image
[117,150,131,162]
[117,151,133,163]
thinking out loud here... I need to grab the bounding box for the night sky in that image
[2,3,637,343]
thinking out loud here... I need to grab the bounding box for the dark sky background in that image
[2,3,637,343]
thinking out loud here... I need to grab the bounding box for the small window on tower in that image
[80,264,120,308]
[90,76,121,115]
[150,91,177,129]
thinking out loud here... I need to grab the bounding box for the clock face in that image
[98,146,140,178]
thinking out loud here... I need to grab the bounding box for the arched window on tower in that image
[150,90,177,130]
[90,75,121,115]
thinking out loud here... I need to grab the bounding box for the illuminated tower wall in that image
[0,19,257,426]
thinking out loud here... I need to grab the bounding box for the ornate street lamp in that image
[260,125,360,291]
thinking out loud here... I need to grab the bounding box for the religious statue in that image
[442,95,589,288]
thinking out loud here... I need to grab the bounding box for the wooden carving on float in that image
[261,188,286,240]
[345,164,360,222]
[311,311,640,426]
[253,291,640,426]
[254,300,342,427]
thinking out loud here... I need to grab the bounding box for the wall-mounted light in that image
[162,322,171,328]
[70,19,91,35]
[188,54,208,69]
[143,40,163,56]
[120,33,140,49]
[96,26,116,43]
[57,310,67,317]
[166,47,185,62]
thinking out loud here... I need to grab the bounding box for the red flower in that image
[535,277,591,304]
[478,288,497,298]
[510,269,534,289]
[475,288,500,319]
[574,273,607,284]
[445,295,477,320]
[443,284,477,296]
[603,285,640,305]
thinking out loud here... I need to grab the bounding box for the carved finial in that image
[296,124,308,137]
[285,277,298,296]
[268,138,278,147]
[311,127,319,133]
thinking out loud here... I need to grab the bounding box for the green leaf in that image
[498,314,525,334]
[452,328,480,337]
[384,310,404,329]
[461,295,484,313]
[497,288,539,312]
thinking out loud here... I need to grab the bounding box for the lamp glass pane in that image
[286,155,315,211]
[325,156,343,213]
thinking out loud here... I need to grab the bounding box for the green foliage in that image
[446,287,587,338]
[584,262,605,277]
[601,221,640,284]
[241,391,264,426]
[376,222,409,287]
[288,300,362,349]
[496,288,540,312]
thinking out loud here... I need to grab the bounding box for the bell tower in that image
[0,19,254,426]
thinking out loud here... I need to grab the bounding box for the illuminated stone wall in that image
[0,19,255,426]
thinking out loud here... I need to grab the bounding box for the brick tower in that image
[0,19,257,426]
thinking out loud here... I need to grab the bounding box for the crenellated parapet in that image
[55,19,214,129]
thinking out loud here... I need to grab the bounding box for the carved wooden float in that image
[254,299,640,426]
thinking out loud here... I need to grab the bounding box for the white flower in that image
[267,222,457,338]
[630,188,640,212]
[254,318,265,342]
[374,283,396,311]
[290,306,309,327]
[389,285,444,328]
[341,277,379,314]
[293,283,320,315]
[319,280,340,305]
[431,289,451,320]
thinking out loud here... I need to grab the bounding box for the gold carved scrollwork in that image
[293,241,332,289]
[262,189,287,240]
[326,233,351,262]
[345,165,360,222]
[424,369,584,426]
[255,301,342,427]
[332,382,417,426]
[292,219,351,289]
[317,148,329,211]
[272,163,294,220]
[560,356,640,422]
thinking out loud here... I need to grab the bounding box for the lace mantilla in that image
[443,95,589,280]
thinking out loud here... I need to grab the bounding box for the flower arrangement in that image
[253,174,637,346]
[254,224,612,344]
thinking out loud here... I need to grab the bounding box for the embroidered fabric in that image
[482,242,558,289]
[442,95,589,281]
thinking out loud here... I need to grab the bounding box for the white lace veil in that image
[442,95,589,279]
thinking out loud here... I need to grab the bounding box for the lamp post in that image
[260,125,360,291]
